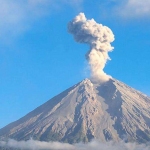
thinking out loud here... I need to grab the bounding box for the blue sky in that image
[0,0,150,129]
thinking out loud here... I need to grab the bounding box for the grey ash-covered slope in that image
[1,78,150,143]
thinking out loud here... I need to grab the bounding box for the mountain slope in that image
[0,78,150,143]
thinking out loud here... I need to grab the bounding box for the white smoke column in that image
[68,13,115,83]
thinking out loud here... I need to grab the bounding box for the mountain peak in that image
[78,78,93,88]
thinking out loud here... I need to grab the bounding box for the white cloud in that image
[1,139,150,150]
[99,0,150,19]
[0,0,82,38]
[119,0,150,17]
[0,0,48,37]
[0,139,74,150]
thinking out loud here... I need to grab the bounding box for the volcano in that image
[0,78,150,144]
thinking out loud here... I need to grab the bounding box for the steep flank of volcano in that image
[0,79,150,143]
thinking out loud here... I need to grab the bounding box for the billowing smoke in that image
[68,13,115,83]
[1,139,150,150]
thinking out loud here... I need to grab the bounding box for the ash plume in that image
[68,13,115,83]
